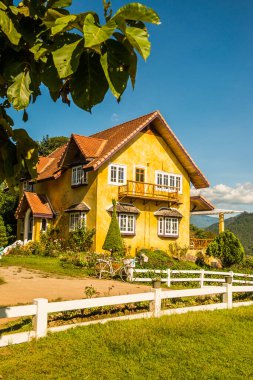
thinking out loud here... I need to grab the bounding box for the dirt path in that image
[0,266,151,308]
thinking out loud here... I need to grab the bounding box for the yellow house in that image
[15,111,210,255]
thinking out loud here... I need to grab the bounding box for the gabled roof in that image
[85,110,209,189]
[34,111,209,189]
[15,192,54,219]
[72,134,107,159]
[36,143,68,182]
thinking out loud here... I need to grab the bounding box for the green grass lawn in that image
[1,306,253,379]
[0,255,90,278]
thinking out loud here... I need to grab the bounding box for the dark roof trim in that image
[64,202,90,213]
[154,207,183,218]
[107,202,140,214]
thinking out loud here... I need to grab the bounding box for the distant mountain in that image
[190,215,219,229]
[206,212,253,255]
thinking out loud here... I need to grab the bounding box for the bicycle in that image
[95,257,135,282]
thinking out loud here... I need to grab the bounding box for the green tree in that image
[0,184,18,242]
[0,0,160,189]
[0,215,8,247]
[38,135,69,156]
[206,231,245,267]
[103,199,124,257]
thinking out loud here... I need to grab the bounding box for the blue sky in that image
[10,1,253,211]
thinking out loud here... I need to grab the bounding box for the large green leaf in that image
[7,70,32,110]
[100,40,130,99]
[83,14,116,48]
[41,56,62,93]
[125,26,150,60]
[70,51,108,112]
[51,14,77,35]
[52,37,83,78]
[113,3,160,25]
[0,9,21,45]
[13,129,38,179]
[114,32,137,88]
[43,8,69,28]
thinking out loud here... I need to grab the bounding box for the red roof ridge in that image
[90,110,158,139]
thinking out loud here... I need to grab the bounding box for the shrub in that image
[168,243,188,260]
[102,199,124,257]
[68,227,95,252]
[195,251,205,267]
[206,231,245,267]
[0,215,8,247]
[136,249,173,269]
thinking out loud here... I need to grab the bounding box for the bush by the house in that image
[102,199,124,257]
[0,215,8,247]
[68,228,95,252]
[206,231,245,267]
[168,242,188,260]
[136,248,200,270]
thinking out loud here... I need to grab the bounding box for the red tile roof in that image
[36,143,68,182]
[15,192,54,219]
[34,111,209,189]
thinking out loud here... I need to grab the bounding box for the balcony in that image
[189,238,213,250]
[118,180,180,203]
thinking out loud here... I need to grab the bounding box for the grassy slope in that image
[1,307,253,379]
[0,256,89,278]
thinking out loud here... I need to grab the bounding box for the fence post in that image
[167,269,171,287]
[150,288,162,318]
[128,266,134,282]
[33,298,48,338]
[222,276,233,309]
[229,271,234,284]
[200,270,204,288]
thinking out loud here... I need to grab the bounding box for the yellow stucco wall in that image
[95,129,190,255]
[22,128,191,255]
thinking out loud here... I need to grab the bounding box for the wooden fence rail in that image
[1,280,253,347]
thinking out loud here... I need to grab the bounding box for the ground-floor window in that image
[158,217,179,237]
[69,212,86,231]
[118,213,136,235]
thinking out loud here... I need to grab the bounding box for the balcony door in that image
[134,167,146,195]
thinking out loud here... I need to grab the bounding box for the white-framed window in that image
[69,212,86,231]
[158,217,179,237]
[155,171,182,193]
[108,164,126,185]
[23,180,33,192]
[118,213,136,234]
[71,166,88,186]
[40,218,48,233]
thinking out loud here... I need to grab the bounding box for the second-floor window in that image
[23,180,33,192]
[108,164,126,185]
[118,213,136,235]
[69,212,86,231]
[71,166,88,186]
[155,171,182,193]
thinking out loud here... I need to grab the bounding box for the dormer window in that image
[23,180,33,192]
[71,166,88,186]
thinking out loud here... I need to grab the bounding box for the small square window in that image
[118,213,135,234]
[69,212,86,231]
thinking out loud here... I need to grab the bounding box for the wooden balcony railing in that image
[190,238,213,250]
[118,180,180,203]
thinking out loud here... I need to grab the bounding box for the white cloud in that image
[191,182,253,211]
[110,113,119,123]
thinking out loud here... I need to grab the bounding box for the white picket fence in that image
[1,281,253,347]
[128,268,253,287]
